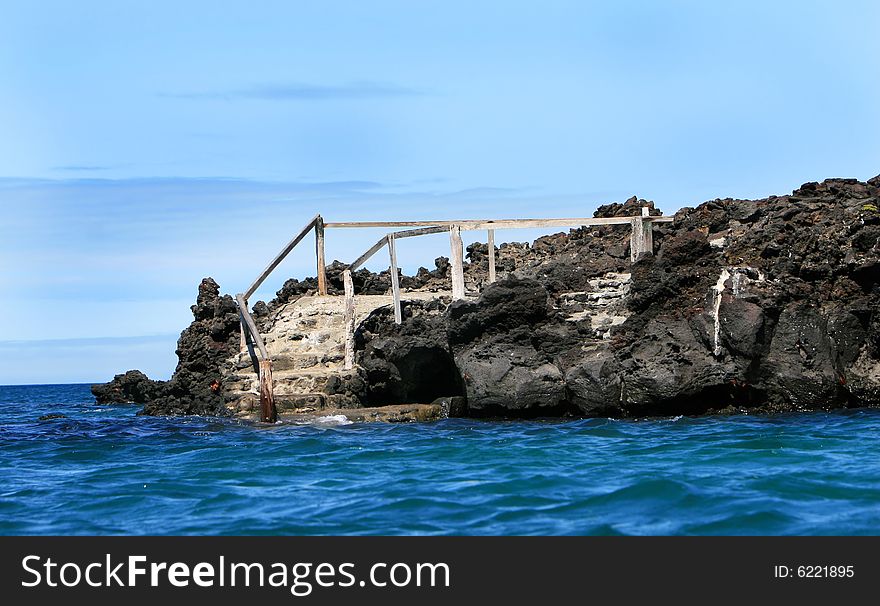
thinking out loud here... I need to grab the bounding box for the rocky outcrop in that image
[91,369,163,405]
[92,278,241,415]
[94,176,880,419]
[354,177,880,417]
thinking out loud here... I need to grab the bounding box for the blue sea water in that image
[1,383,879,535]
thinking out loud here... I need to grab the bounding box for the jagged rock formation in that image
[93,177,880,419]
[91,369,162,405]
[91,277,240,415]
[356,179,880,417]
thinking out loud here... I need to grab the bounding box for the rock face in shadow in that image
[96,176,880,418]
[356,298,464,405]
[448,278,571,416]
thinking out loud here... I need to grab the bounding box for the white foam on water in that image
[314,414,353,426]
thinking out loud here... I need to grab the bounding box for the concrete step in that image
[223,292,454,417]
[555,273,632,339]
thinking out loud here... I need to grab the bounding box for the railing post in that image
[641,206,653,256]
[258,359,276,423]
[387,235,402,324]
[487,229,496,284]
[343,269,355,370]
[240,317,247,352]
[315,216,327,295]
[450,224,465,299]
[630,207,654,261]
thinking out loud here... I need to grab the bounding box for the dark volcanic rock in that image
[141,278,240,416]
[356,175,880,417]
[565,352,627,416]
[447,277,551,346]
[322,368,369,409]
[91,370,163,404]
[761,302,847,409]
[357,298,464,405]
[656,231,711,267]
[595,196,661,218]
[448,278,572,416]
[615,316,740,416]
[718,296,766,359]
[455,343,569,416]
[92,278,241,416]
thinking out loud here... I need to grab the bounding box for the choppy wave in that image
[1,384,879,535]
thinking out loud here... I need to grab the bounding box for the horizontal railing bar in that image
[236,294,269,361]
[460,217,673,230]
[244,213,320,300]
[325,216,673,229]
[348,225,452,271]
[326,220,458,228]
[390,225,451,238]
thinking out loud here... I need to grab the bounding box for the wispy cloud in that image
[0,334,177,348]
[52,165,115,172]
[437,186,532,198]
[164,81,426,101]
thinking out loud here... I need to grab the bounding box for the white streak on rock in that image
[712,268,731,357]
[732,271,744,298]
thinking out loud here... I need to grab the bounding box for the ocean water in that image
[1,383,879,536]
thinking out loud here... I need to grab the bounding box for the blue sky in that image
[1,0,879,384]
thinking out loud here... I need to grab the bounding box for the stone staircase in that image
[222,291,448,416]
[557,272,632,339]
[222,274,632,417]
